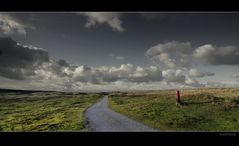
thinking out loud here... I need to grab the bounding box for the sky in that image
[1,12,239,91]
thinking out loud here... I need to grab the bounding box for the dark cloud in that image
[194,44,239,65]
[0,37,49,80]
[0,37,49,68]
[57,59,69,67]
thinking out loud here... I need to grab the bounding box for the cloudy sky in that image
[1,12,239,91]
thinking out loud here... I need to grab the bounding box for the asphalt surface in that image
[85,96,157,132]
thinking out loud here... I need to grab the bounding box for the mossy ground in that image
[109,88,239,131]
[0,91,101,132]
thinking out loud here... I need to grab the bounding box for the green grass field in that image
[109,88,239,131]
[0,91,101,132]
[2,88,239,132]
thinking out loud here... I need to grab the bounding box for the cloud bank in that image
[0,37,163,91]
[144,41,239,88]
[1,37,239,91]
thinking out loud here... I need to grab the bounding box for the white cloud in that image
[185,76,204,87]
[185,76,198,85]
[146,41,192,69]
[78,12,125,32]
[72,64,162,84]
[162,69,185,83]
[189,68,214,78]
[146,41,239,68]
[161,69,205,87]
[145,41,225,88]
[194,44,239,65]
[189,68,204,77]
[0,13,27,35]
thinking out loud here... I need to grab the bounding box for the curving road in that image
[85,96,157,132]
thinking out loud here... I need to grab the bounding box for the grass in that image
[0,91,101,132]
[109,88,239,131]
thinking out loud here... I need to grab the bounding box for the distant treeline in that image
[0,88,56,94]
[0,88,110,96]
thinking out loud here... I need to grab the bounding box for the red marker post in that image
[176,90,180,105]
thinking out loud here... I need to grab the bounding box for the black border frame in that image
[1,0,239,145]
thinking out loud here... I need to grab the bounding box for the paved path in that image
[85,96,157,132]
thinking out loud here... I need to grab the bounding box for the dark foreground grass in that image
[109,89,239,131]
[0,91,101,132]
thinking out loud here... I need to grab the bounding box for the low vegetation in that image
[0,91,101,132]
[109,88,239,131]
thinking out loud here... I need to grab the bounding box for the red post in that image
[176,90,180,103]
